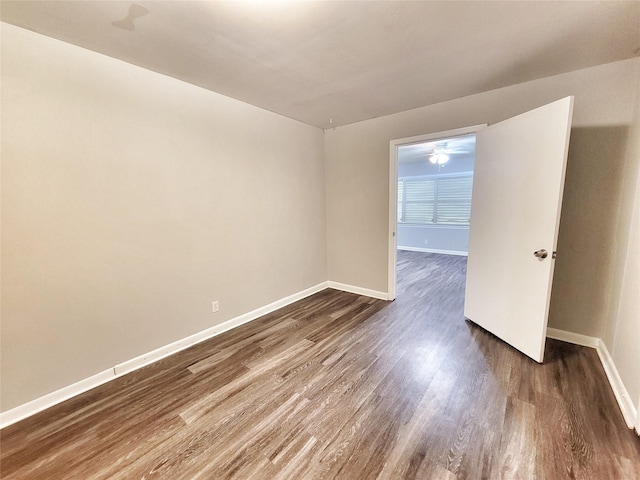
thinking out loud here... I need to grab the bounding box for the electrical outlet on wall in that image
[212,301,219,313]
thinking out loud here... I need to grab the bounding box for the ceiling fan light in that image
[430,152,449,164]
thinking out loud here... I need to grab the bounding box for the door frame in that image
[636,395,640,434]
[387,124,486,300]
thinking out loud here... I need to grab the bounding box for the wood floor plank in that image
[2,251,639,479]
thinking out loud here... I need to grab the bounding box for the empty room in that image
[1,1,640,479]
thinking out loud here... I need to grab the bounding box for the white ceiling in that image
[2,1,639,129]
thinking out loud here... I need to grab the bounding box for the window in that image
[397,173,473,225]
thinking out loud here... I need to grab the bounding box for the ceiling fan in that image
[429,148,453,165]
[398,134,476,165]
[425,138,475,164]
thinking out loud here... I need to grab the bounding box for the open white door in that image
[464,97,574,363]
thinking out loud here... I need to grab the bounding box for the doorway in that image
[389,98,573,362]
[388,125,485,300]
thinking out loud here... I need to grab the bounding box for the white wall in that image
[326,57,638,320]
[397,226,469,255]
[325,58,639,411]
[603,66,640,415]
[1,24,327,411]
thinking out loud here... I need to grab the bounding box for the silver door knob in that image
[534,249,548,259]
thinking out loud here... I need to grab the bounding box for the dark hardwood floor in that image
[2,250,639,479]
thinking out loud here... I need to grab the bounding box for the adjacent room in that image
[394,132,475,319]
[396,133,476,257]
[2,1,639,478]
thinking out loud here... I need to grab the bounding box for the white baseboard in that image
[327,281,390,300]
[546,327,637,429]
[545,327,600,348]
[0,368,116,431]
[114,282,329,376]
[0,282,329,429]
[397,246,468,256]
[594,339,637,429]
[7,295,631,432]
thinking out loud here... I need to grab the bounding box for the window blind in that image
[398,174,473,225]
